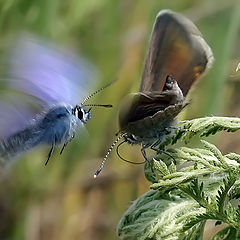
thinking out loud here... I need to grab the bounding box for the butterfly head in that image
[73,105,91,124]
[123,134,140,144]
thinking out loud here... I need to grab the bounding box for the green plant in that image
[117,117,240,240]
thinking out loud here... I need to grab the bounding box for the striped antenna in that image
[83,104,112,108]
[94,133,126,178]
[81,78,117,105]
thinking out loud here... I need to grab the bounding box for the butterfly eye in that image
[73,106,86,120]
[77,109,84,120]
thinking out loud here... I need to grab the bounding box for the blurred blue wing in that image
[0,92,42,139]
[0,34,97,149]
[5,34,97,107]
[0,114,41,160]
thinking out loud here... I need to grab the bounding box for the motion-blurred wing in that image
[140,10,213,96]
[0,34,97,142]
[5,34,97,107]
[0,92,42,139]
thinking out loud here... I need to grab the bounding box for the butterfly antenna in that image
[83,103,113,108]
[116,141,145,165]
[81,78,117,105]
[94,133,126,178]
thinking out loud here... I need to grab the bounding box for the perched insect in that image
[0,35,112,165]
[94,9,214,177]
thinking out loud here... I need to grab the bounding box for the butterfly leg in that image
[150,140,176,164]
[45,141,55,165]
[59,130,76,155]
[60,142,68,155]
[140,143,152,161]
[141,143,154,173]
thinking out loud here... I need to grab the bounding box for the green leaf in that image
[225,153,240,164]
[117,190,205,240]
[229,180,240,200]
[211,226,239,240]
[236,62,240,72]
[171,117,240,145]
[201,140,227,167]
[122,116,240,239]
[150,169,213,190]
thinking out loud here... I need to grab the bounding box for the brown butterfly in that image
[94,9,213,177]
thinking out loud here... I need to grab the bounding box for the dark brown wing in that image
[140,10,213,96]
[119,76,184,129]
[119,93,174,128]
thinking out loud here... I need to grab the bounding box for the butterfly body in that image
[38,105,80,145]
[0,104,90,160]
[119,76,185,147]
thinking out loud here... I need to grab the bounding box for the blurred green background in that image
[0,0,239,239]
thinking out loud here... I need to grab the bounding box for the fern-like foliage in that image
[117,117,240,240]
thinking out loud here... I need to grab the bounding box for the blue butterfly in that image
[0,35,112,165]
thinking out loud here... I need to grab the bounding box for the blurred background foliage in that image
[0,0,239,239]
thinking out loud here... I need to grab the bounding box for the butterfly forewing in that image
[7,35,97,107]
[140,10,213,96]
